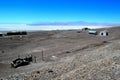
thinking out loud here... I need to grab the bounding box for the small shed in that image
[88,30,97,35]
[99,30,108,36]
[82,27,90,31]
[0,33,3,37]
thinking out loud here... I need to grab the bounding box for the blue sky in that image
[0,0,120,24]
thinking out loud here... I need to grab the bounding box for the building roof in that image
[88,30,97,33]
[100,30,108,33]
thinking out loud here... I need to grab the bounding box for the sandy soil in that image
[0,27,120,80]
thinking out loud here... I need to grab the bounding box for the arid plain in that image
[0,27,120,80]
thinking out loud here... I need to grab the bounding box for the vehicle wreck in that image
[11,56,33,68]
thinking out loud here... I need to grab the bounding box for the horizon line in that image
[0,21,120,24]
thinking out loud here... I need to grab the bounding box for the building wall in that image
[99,31,108,36]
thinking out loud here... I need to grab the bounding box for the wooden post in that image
[42,50,44,61]
[34,56,36,63]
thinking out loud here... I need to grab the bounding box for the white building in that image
[99,30,108,36]
[88,30,97,35]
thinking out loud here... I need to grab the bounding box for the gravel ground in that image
[0,27,120,80]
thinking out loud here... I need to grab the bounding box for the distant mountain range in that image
[0,21,120,31]
[27,21,120,26]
